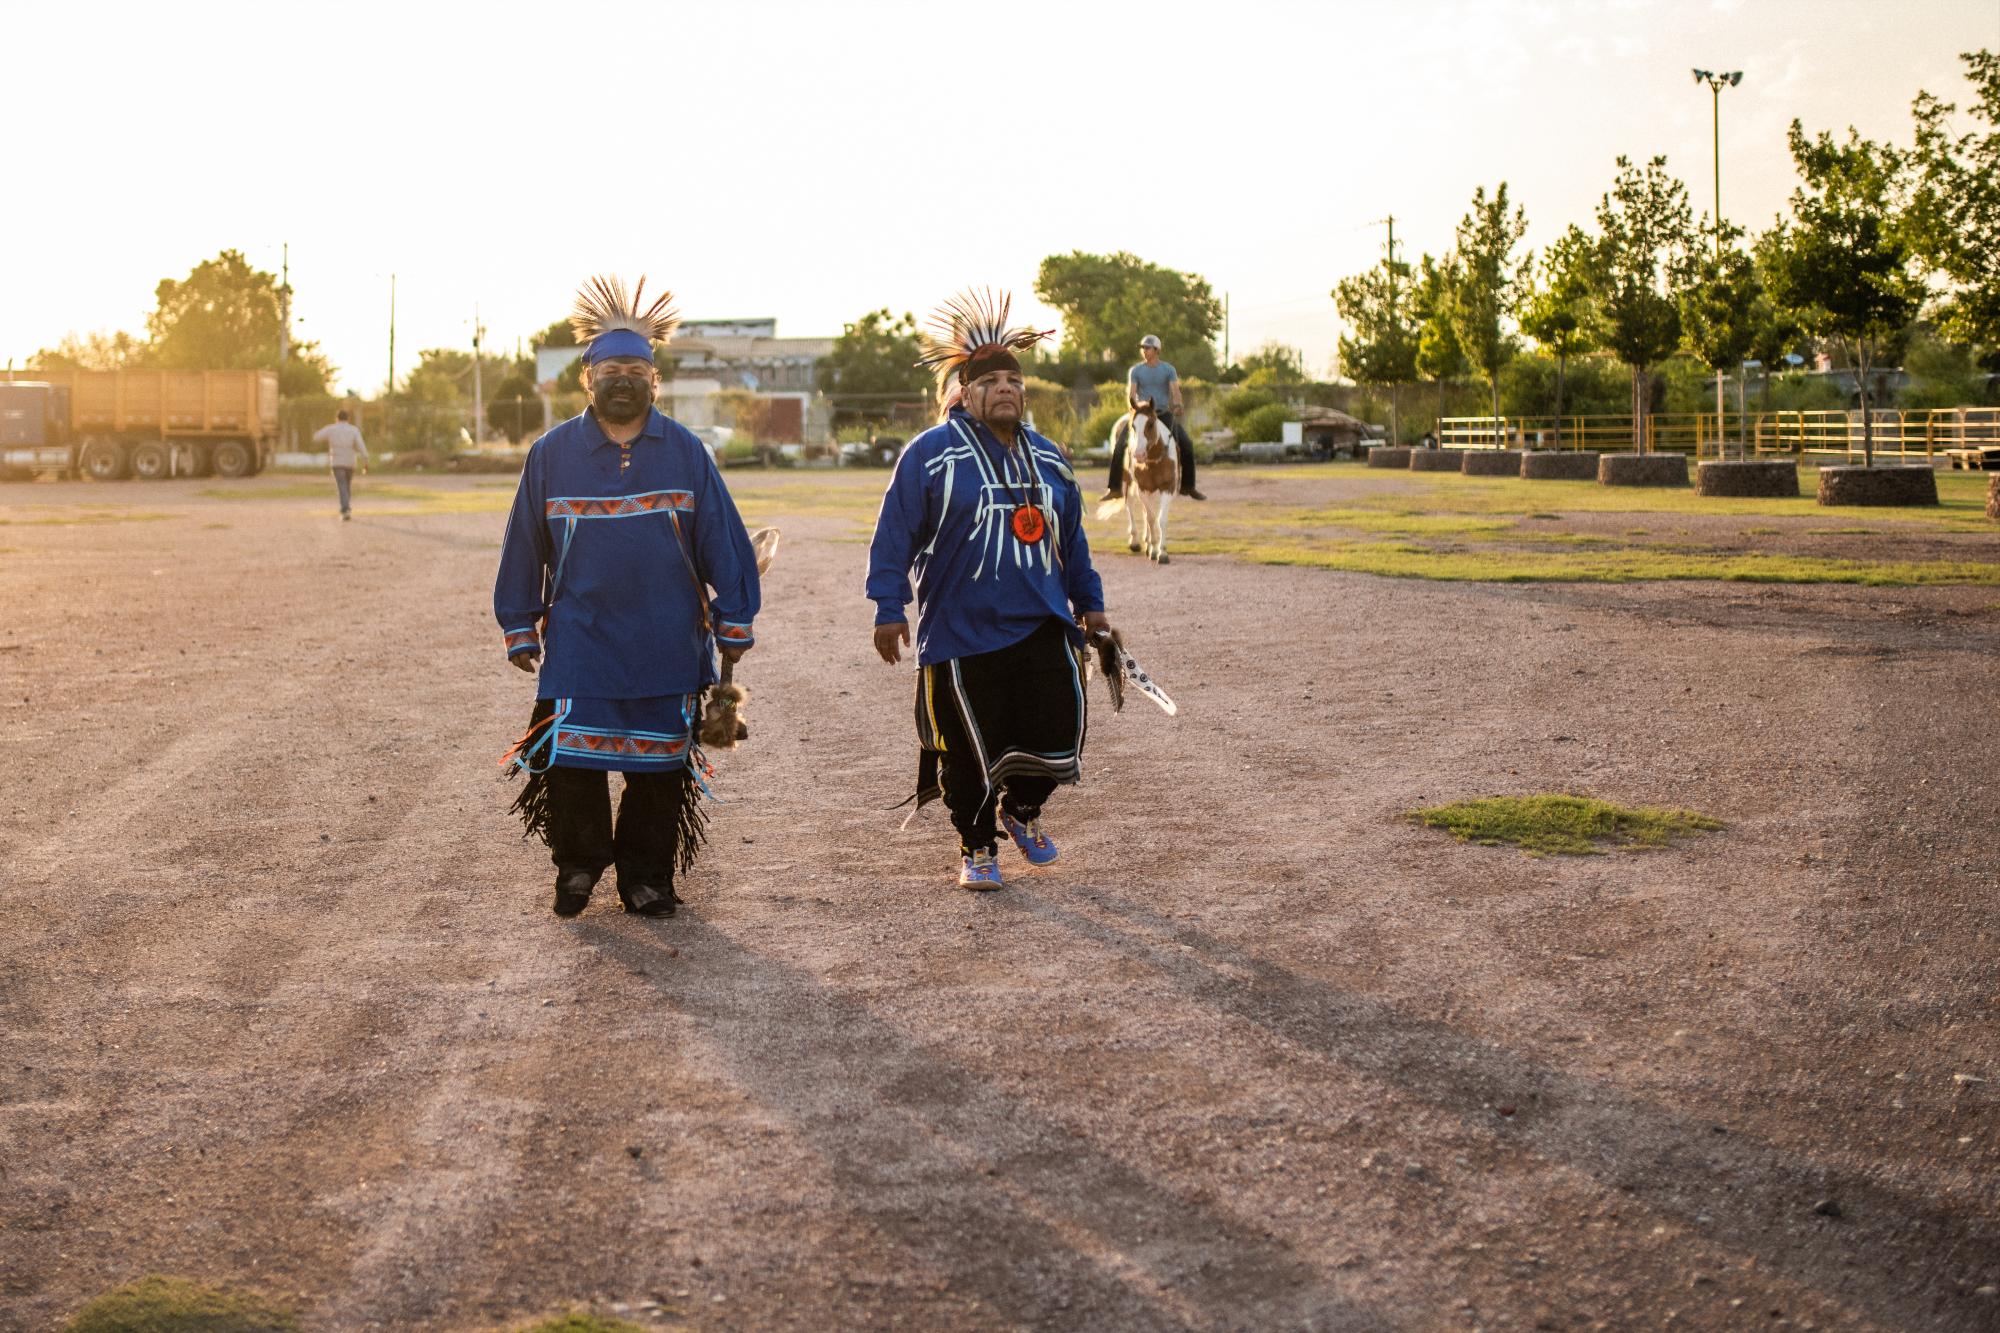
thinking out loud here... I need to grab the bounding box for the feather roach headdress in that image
[915,288,1052,393]
[570,274,681,364]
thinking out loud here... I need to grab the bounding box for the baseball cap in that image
[1139,334,1161,348]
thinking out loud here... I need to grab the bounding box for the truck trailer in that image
[0,367,279,480]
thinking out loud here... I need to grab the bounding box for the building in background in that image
[535,317,833,445]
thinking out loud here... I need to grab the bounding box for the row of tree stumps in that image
[1367,445,1968,509]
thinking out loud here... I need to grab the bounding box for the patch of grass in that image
[65,1276,297,1332]
[513,1314,650,1333]
[1411,794,1723,856]
[1166,534,2000,585]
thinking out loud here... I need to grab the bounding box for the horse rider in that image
[867,289,1112,891]
[1101,333,1206,503]
[495,276,763,920]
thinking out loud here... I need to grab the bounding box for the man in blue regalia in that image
[866,290,1113,890]
[495,276,762,919]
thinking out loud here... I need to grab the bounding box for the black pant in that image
[930,620,1078,857]
[1107,411,1196,493]
[545,766,687,891]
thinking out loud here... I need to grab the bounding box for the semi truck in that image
[0,368,279,480]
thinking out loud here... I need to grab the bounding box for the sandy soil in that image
[1,470,1995,1332]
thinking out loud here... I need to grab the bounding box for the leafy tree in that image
[817,309,930,428]
[32,329,148,370]
[1591,156,1698,451]
[1034,251,1222,381]
[1763,122,1923,465]
[1678,228,1763,456]
[1333,254,1417,441]
[1518,224,1601,447]
[1908,50,2000,348]
[1232,341,1309,383]
[1412,253,1468,430]
[487,365,542,442]
[1896,329,1991,408]
[1445,183,1530,429]
[147,249,334,394]
[1500,352,1628,419]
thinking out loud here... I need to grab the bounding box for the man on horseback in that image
[867,290,1111,891]
[1101,333,1206,503]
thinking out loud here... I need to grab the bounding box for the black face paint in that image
[592,373,650,424]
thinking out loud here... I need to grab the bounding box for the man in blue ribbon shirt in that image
[495,276,761,919]
[867,290,1111,890]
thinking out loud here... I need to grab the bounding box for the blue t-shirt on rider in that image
[1128,360,1178,414]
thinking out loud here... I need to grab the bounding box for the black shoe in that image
[1179,485,1206,500]
[552,870,595,918]
[623,882,679,918]
[1097,487,1122,503]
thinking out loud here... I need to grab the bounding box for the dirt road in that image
[2,472,1995,1331]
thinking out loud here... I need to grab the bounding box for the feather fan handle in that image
[570,274,681,344]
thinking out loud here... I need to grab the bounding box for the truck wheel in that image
[210,439,254,478]
[184,443,214,478]
[78,437,130,481]
[130,441,171,480]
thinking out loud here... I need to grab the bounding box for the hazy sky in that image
[3,0,1994,392]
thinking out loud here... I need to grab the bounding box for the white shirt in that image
[312,421,368,467]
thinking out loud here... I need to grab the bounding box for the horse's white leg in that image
[1125,482,1141,553]
[1155,490,1172,564]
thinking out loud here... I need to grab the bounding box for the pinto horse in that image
[1096,402,1177,563]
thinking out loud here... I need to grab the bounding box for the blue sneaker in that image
[1000,812,1060,866]
[958,849,1005,890]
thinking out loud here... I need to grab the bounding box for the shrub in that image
[1079,399,1126,455]
[1234,402,1292,444]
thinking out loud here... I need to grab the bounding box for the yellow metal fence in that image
[1438,408,2000,462]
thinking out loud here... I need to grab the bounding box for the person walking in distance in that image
[313,409,369,520]
[1101,334,1205,503]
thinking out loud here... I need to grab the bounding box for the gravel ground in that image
[1,471,1995,1332]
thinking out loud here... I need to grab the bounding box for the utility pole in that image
[387,274,397,395]
[1376,214,1402,444]
[1223,292,1230,369]
[471,302,486,447]
[277,242,292,369]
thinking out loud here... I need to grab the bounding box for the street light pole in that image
[1693,68,1742,453]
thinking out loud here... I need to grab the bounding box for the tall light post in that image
[1691,68,1742,256]
[1694,68,1742,454]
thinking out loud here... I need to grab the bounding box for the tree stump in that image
[1987,473,1999,520]
[1598,453,1690,486]
[1462,450,1524,476]
[1816,465,1940,507]
[1409,448,1469,472]
[1520,451,1601,480]
[1697,460,1799,498]
[1367,446,1413,469]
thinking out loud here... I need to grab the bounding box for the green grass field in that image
[57,459,1994,586]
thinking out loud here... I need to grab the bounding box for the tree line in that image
[1333,50,1999,466]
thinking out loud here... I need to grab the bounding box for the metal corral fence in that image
[1438,407,2000,464]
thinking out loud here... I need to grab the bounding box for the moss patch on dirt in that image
[512,1315,651,1333]
[1411,794,1724,856]
[65,1276,297,1332]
